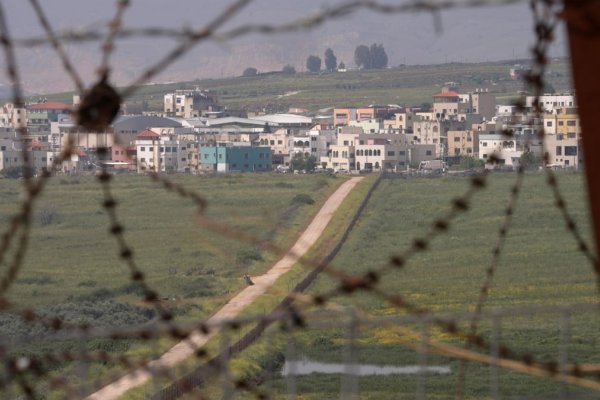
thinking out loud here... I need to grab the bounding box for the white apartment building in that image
[478,134,543,167]
[525,94,576,112]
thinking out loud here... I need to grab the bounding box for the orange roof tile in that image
[433,91,460,98]
[136,129,160,138]
[28,102,72,111]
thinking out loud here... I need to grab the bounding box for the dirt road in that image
[87,177,363,399]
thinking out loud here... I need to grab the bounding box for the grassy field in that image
[0,172,346,396]
[211,171,599,399]
[41,60,572,112]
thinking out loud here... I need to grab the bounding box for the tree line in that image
[242,43,388,76]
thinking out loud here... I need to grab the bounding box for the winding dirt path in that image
[87,177,363,399]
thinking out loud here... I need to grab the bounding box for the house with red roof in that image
[28,101,72,122]
[135,129,197,174]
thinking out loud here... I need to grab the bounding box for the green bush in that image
[290,193,315,205]
[236,247,264,266]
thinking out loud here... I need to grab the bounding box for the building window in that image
[204,154,209,159]
[149,147,153,151]
[556,146,562,156]
[387,151,395,156]
[482,142,487,147]
[270,140,275,145]
[426,150,432,156]
[546,121,553,127]
[557,134,564,140]
[565,146,577,156]
[454,137,461,142]
[140,147,145,151]
[567,120,576,126]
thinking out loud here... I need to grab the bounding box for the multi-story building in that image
[163,89,220,118]
[333,107,375,126]
[0,103,27,129]
[543,108,583,168]
[200,143,272,173]
[383,110,415,133]
[412,118,465,158]
[447,130,479,160]
[28,102,71,122]
[50,115,113,153]
[135,129,196,173]
[478,133,543,167]
[526,94,576,112]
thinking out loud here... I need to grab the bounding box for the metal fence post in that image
[559,309,571,399]
[491,314,502,400]
[416,318,430,400]
[341,308,359,400]
[285,331,297,400]
[220,331,234,400]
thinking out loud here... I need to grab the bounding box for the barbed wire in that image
[0,0,598,398]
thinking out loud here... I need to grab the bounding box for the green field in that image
[219,171,599,400]
[0,172,345,395]
[2,171,597,399]
[41,60,572,112]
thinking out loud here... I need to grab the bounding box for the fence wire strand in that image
[0,0,598,398]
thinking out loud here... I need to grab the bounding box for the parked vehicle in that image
[418,160,447,173]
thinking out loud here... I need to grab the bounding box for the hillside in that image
[42,59,572,113]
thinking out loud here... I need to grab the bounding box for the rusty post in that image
[564,0,600,270]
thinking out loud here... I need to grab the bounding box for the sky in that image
[0,0,569,94]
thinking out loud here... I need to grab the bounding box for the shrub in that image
[37,204,61,226]
[0,166,23,179]
[290,193,315,206]
[17,275,56,285]
[180,277,218,298]
[236,248,264,265]
[77,280,97,288]
[275,182,294,189]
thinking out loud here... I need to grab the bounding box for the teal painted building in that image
[200,145,272,172]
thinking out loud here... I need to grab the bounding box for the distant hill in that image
[40,59,571,113]
[0,84,35,100]
[1,0,568,94]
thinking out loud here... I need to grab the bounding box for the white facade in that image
[525,94,576,112]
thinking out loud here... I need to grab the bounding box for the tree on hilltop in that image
[282,64,296,74]
[354,45,371,69]
[306,55,322,73]
[242,67,257,77]
[354,44,388,69]
[324,48,337,71]
[370,43,388,69]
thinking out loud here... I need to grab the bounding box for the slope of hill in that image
[42,59,572,112]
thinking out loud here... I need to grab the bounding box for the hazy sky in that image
[0,0,569,93]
